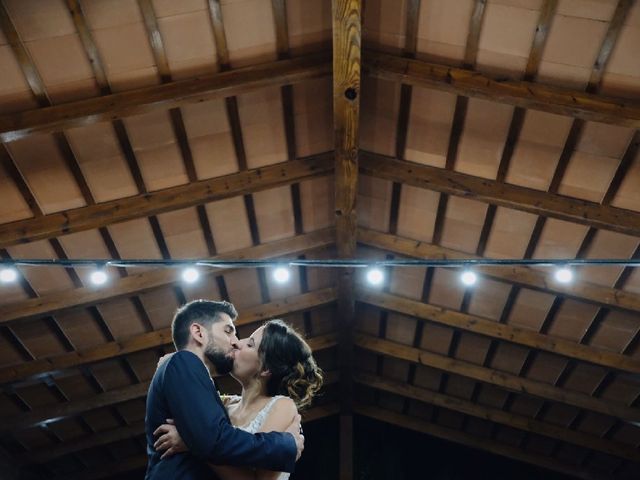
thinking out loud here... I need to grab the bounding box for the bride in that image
[153,319,323,480]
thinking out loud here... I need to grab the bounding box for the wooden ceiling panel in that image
[541,401,581,427]
[7,241,75,294]
[303,247,337,291]
[308,304,338,335]
[106,218,163,264]
[427,268,465,310]
[576,410,618,438]
[523,432,556,456]
[0,44,38,114]
[611,153,640,212]
[559,151,624,203]
[181,274,222,303]
[522,350,568,385]
[579,230,638,287]
[0,277,28,305]
[156,207,209,258]
[355,347,378,375]
[556,0,618,21]
[537,12,609,88]
[136,286,180,330]
[293,78,332,157]
[238,87,287,168]
[455,98,513,180]
[361,0,406,51]
[599,374,640,406]
[299,177,334,232]
[463,414,492,438]
[546,299,599,343]
[6,135,86,214]
[96,297,148,340]
[88,18,159,91]
[151,0,206,17]
[439,196,488,253]
[532,218,588,259]
[475,383,510,410]
[286,0,331,54]
[57,230,112,282]
[419,322,454,356]
[501,288,554,331]
[395,186,439,243]
[64,123,139,202]
[263,264,301,302]
[54,308,111,350]
[443,374,476,401]
[253,186,295,242]
[360,77,399,157]
[380,357,411,383]
[388,264,427,301]
[3,0,75,41]
[452,331,492,366]
[487,341,529,375]
[111,397,147,424]
[415,0,475,65]
[222,268,263,310]
[204,196,253,253]
[81,0,144,29]
[475,1,540,77]
[12,427,54,451]
[88,358,137,391]
[602,15,640,81]
[15,381,61,410]
[0,334,25,365]
[354,302,379,337]
[560,362,608,395]
[436,407,466,430]
[405,87,456,167]
[221,0,277,67]
[377,389,407,414]
[155,8,217,79]
[483,207,538,259]
[405,395,436,420]
[179,99,238,179]
[553,442,589,469]
[412,364,443,391]
[586,309,639,353]
[466,277,511,321]
[508,392,546,419]
[47,373,94,403]
[506,110,573,191]
[384,312,418,346]
[494,425,526,448]
[357,175,392,232]
[610,422,640,448]
[125,348,165,382]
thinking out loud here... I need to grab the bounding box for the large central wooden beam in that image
[333,1,361,479]
[355,333,640,422]
[360,151,640,238]
[357,289,640,374]
[0,229,334,325]
[0,154,333,248]
[365,49,640,128]
[0,52,330,143]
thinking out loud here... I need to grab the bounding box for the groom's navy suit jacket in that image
[144,350,296,479]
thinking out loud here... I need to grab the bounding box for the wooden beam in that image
[356,373,640,462]
[0,154,333,248]
[355,404,612,480]
[354,333,640,422]
[333,1,361,479]
[2,333,337,432]
[0,287,338,385]
[360,151,640,238]
[358,228,640,315]
[357,289,640,374]
[364,49,640,129]
[0,52,330,143]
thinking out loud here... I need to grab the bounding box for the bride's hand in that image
[153,419,188,459]
[156,352,175,371]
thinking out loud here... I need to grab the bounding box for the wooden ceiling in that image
[0,0,639,479]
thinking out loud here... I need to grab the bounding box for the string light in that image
[0,267,17,283]
[273,267,290,283]
[182,267,200,284]
[90,270,108,286]
[554,267,573,284]
[461,270,477,286]
[366,268,384,286]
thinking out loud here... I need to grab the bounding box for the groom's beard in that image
[205,344,234,375]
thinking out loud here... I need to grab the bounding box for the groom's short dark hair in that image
[171,300,238,350]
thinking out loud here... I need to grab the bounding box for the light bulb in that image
[461,270,477,286]
[273,267,290,283]
[366,268,384,286]
[182,267,200,284]
[554,267,573,283]
[90,270,108,286]
[0,267,17,283]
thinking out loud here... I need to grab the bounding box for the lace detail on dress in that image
[234,395,290,480]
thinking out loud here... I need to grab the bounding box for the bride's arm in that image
[254,398,299,480]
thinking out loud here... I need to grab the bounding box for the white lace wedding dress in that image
[228,395,290,480]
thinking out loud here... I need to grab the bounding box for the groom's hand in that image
[154,418,188,459]
[284,414,304,461]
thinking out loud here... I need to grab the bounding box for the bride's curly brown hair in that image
[258,319,323,409]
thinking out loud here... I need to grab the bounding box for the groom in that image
[144,299,304,479]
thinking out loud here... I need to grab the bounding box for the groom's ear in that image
[190,322,206,346]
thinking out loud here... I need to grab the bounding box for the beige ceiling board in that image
[610,151,640,212]
[253,186,296,244]
[155,207,210,259]
[299,176,335,232]
[362,0,407,52]
[395,185,439,243]
[292,79,333,157]
[357,175,393,232]
[437,196,487,254]
[359,76,400,157]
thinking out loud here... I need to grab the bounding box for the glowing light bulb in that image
[366,268,384,286]
[182,267,200,284]
[461,270,477,286]
[90,270,108,286]
[554,267,573,283]
[0,268,17,283]
[273,267,290,283]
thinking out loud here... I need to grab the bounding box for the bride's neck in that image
[238,377,268,408]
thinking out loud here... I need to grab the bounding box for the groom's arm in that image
[161,351,297,473]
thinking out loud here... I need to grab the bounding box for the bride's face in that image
[232,326,265,380]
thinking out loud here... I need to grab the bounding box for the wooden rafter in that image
[333,0,361,478]
[358,228,640,314]
[0,154,333,248]
[0,52,330,143]
[355,405,611,480]
[0,286,338,385]
[356,373,640,462]
[2,333,337,432]
[365,50,640,128]
[360,152,640,238]
[357,289,640,374]
[355,333,640,422]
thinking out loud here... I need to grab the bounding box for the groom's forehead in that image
[216,313,235,331]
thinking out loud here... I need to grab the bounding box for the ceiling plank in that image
[333,0,362,478]
[0,53,330,143]
[358,228,640,315]
[0,154,333,248]
[356,373,640,462]
[1,333,337,432]
[355,333,640,422]
[357,289,640,374]
[355,405,611,480]
[360,152,640,238]
[365,50,640,129]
